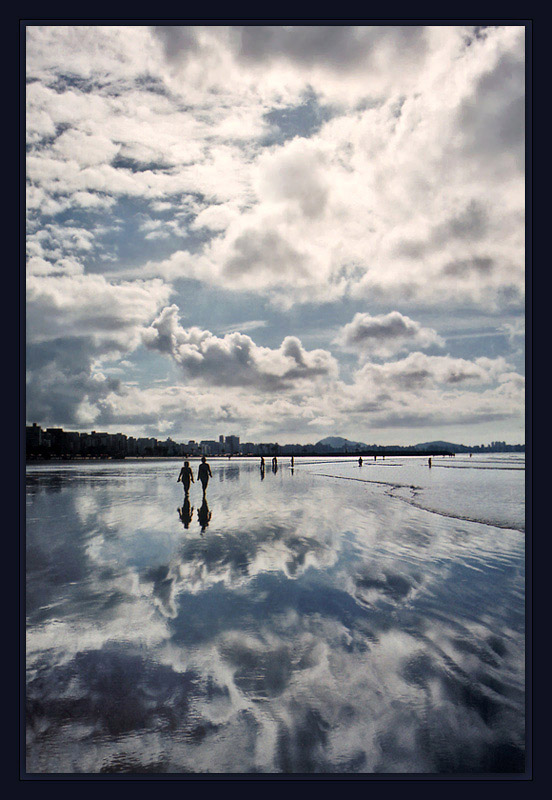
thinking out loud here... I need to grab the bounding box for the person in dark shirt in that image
[177,460,194,493]
[197,456,212,494]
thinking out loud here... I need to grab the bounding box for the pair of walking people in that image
[178,456,212,494]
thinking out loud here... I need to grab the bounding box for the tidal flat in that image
[25,454,525,774]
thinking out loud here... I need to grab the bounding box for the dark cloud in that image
[434,201,489,243]
[442,256,494,277]
[337,312,443,357]
[397,202,490,262]
[151,26,199,65]
[345,312,424,343]
[224,229,308,279]
[26,338,122,426]
[230,25,428,73]
[458,50,525,169]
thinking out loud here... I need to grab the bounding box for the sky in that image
[26,24,526,446]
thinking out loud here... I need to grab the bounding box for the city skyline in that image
[26,422,524,458]
[26,25,526,445]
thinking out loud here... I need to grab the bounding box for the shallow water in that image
[26,455,525,774]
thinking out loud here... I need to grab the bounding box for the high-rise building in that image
[225,435,240,454]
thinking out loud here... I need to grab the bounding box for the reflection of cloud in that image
[27,463,525,773]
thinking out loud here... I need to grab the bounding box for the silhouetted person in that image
[428,457,432,468]
[374,455,377,461]
[198,497,211,532]
[272,456,278,469]
[178,497,194,529]
[260,456,265,469]
[358,457,363,467]
[290,456,294,467]
[198,456,212,494]
[177,460,194,492]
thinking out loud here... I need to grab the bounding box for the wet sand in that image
[26,457,525,774]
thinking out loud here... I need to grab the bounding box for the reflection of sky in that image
[301,453,525,531]
[26,458,525,774]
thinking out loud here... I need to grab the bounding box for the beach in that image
[25,454,525,774]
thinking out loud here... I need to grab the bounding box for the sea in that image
[25,453,526,774]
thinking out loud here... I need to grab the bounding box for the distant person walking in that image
[198,456,212,494]
[260,456,265,470]
[358,456,363,467]
[177,460,194,492]
[272,456,278,469]
[428,457,432,468]
[291,456,294,467]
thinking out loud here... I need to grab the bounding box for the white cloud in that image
[25,25,526,442]
[142,304,338,390]
[27,274,172,347]
[335,312,445,358]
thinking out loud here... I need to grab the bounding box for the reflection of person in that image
[177,460,194,492]
[178,497,194,529]
[197,456,212,493]
[198,497,211,532]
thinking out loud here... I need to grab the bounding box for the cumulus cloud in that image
[355,352,512,391]
[142,305,338,390]
[335,312,445,358]
[26,274,173,426]
[25,25,525,442]
[27,275,172,347]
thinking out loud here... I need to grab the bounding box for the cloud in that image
[27,274,172,347]
[457,49,525,170]
[151,25,199,65]
[27,26,524,313]
[256,137,329,218]
[219,320,267,334]
[355,352,512,391]
[25,25,525,442]
[26,274,173,426]
[335,312,445,358]
[142,305,338,390]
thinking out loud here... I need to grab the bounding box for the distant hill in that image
[316,436,369,450]
[413,441,470,453]
[314,437,524,454]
